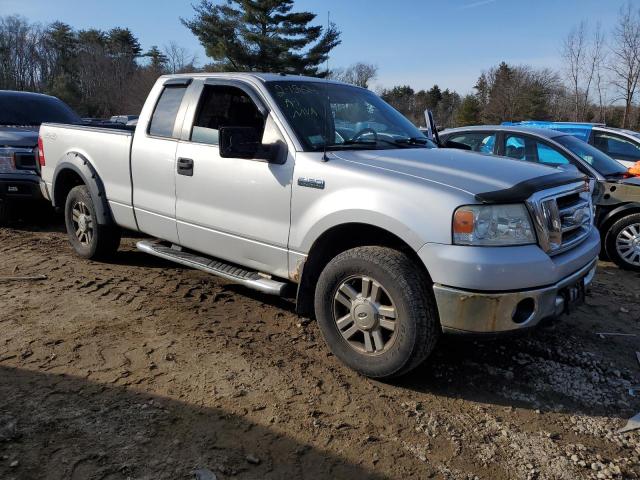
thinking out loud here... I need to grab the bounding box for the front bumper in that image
[0,173,42,201]
[433,259,597,334]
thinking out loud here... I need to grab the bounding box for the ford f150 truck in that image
[39,73,600,379]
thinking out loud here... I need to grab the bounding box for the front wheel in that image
[314,246,439,379]
[605,213,640,271]
[64,185,121,260]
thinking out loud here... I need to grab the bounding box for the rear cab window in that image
[148,86,188,138]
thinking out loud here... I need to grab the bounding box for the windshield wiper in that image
[342,139,377,146]
[324,136,430,151]
[393,137,429,146]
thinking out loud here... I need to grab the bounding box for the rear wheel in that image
[605,213,640,272]
[314,246,439,379]
[64,185,121,259]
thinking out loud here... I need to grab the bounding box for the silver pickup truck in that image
[39,73,600,378]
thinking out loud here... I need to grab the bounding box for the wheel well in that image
[295,223,430,318]
[53,169,85,208]
[599,205,640,238]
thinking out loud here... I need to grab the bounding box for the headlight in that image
[453,204,536,246]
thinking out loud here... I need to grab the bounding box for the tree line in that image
[0,15,198,116]
[1,0,640,129]
[382,2,640,129]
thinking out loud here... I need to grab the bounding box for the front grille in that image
[527,181,593,255]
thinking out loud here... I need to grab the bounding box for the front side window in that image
[448,132,495,154]
[191,85,265,145]
[593,132,640,161]
[504,134,572,167]
[265,81,435,151]
[148,86,187,138]
[536,142,570,165]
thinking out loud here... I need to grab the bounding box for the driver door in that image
[174,80,294,278]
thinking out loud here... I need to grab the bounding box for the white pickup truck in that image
[39,73,600,378]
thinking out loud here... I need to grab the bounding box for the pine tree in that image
[145,46,168,72]
[456,95,482,126]
[182,0,341,75]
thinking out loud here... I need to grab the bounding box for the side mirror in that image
[219,127,280,163]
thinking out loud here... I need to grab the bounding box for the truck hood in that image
[331,148,579,199]
[0,126,38,148]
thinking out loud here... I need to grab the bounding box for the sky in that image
[0,0,634,94]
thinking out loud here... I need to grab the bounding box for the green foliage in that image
[381,84,460,128]
[182,0,340,75]
[456,95,481,126]
[145,46,168,72]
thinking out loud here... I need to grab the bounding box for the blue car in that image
[503,121,640,169]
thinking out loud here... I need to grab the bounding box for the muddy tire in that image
[314,246,439,379]
[605,213,640,272]
[64,185,121,260]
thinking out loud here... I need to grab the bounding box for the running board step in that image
[136,240,287,295]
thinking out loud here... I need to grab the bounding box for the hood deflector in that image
[475,171,587,203]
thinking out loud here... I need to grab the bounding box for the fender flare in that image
[51,152,113,225]
[598,202,640,231]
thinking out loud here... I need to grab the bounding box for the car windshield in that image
[265,81,436,151]
[554,134,628,177]
[0,93,81,126]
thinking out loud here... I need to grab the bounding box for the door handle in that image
[177,157,194,176]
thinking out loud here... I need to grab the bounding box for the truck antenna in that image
[322,10,331,162]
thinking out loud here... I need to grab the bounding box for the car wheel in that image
[64,185,121,259]
[314,246,439,379]
[605,213,640,272]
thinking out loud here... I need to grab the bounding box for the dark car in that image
[439,125,640,271]
[0,90,81,224]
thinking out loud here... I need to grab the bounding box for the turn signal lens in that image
[453,209,475,234]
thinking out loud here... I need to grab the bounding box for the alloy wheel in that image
[333,275,398,355]
[71,201,94,246]
[616,223,640,267]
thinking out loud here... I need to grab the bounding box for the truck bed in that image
[40,123,135,228]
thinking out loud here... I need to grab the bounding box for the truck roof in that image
[158,72,361,88]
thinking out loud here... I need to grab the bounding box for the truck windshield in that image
[265,81,435,151]
[554,134,629,177]
[0,93,81,126]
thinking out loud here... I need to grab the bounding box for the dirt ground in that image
[1,215,639,480]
